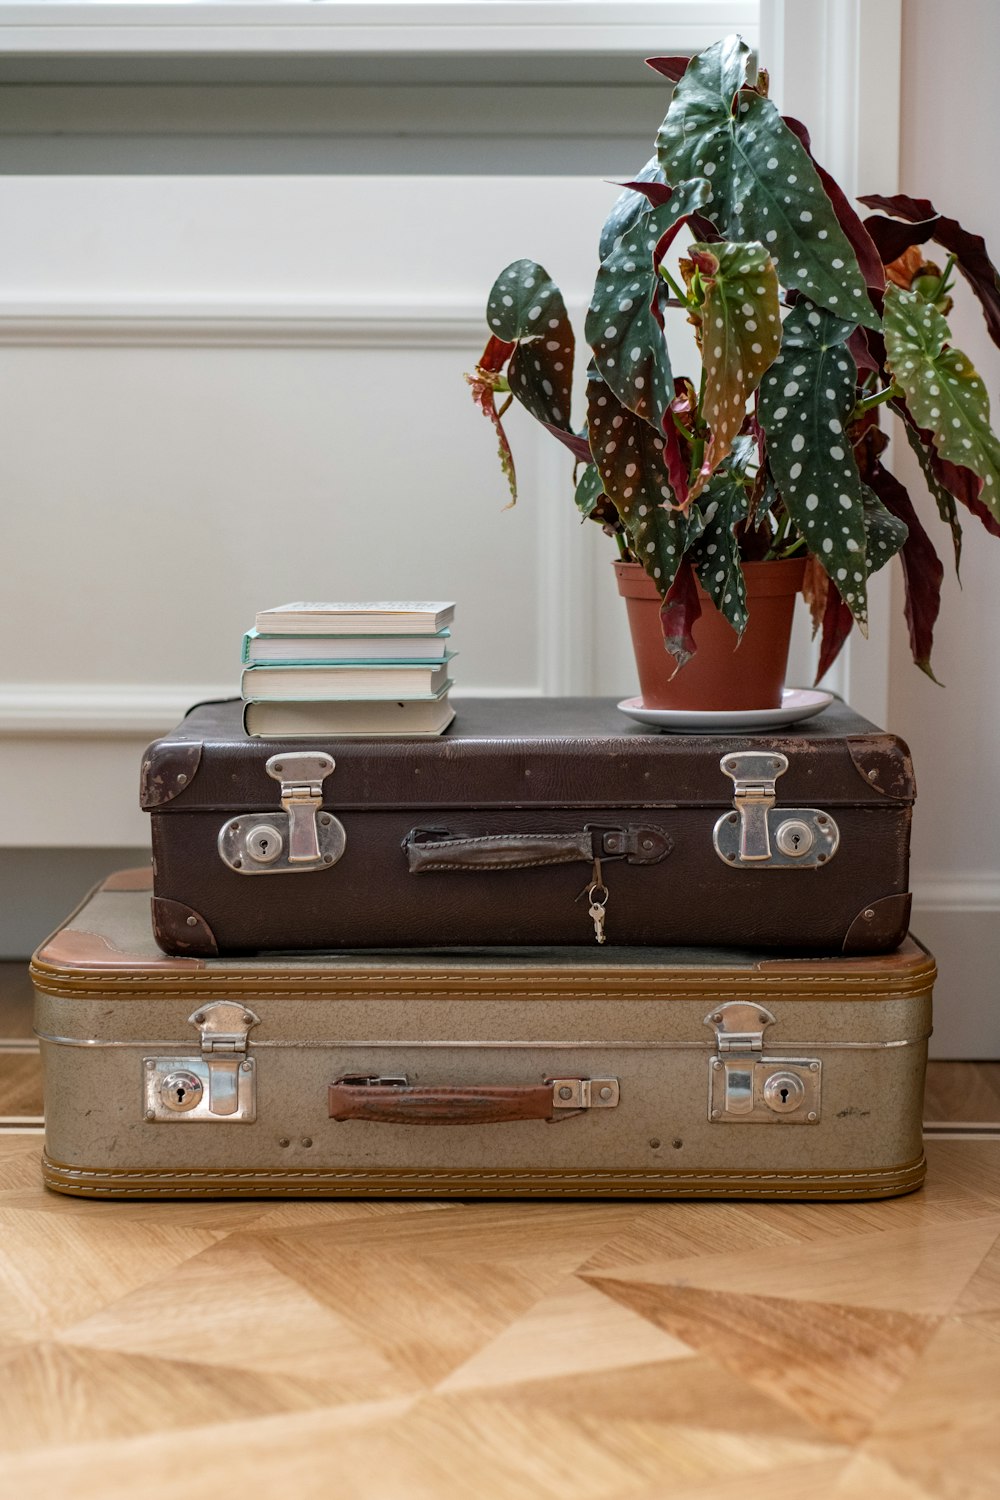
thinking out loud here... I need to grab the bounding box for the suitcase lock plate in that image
[713,751,839,868]
[706,1002,821,1124]
[143,1002,259,1123]
[218,753,347,874]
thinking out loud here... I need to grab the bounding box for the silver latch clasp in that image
[706,1002,821,1124]
[218,753,347,875]
[713,751,840,870]
[143,1002,259,1123]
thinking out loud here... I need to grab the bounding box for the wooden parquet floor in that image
[2,962,1000,1498]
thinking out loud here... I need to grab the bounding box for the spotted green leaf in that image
[688,468,750,635]
[656,36,878,329]
[862,491,908,576]
[587,180,712,435]
[586,371,697,594]
[687,241,781,499]
[757,300,872,627]
[883,284,1000,525]
[486,260,575,434]
[574,463,604,519]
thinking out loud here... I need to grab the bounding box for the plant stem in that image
[927,252,957,303]
[852,383,900,418]
[614,530,632,562]
[659,266,692,308]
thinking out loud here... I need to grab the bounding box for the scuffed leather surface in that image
[146,697,914,955]
[151,897,218,958]
[145,697,915,812]
[141,739,203,808]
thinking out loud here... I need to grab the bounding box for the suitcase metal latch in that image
[706,1002,821,1124]
[713,751,839,868]
[218,752,347,874]
[143,1002,259,1123]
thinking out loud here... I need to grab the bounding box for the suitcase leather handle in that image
[328,1076,618,1125]
[402,825,670,873]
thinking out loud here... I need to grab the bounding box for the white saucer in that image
[617,688,834,733]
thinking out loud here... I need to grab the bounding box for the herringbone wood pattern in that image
[3,961,1000,1497]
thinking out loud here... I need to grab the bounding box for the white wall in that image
[888,0,1000,1055]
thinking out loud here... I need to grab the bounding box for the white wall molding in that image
[912,875,1000,914]
[0,2,759,58]
[0,300,488,350]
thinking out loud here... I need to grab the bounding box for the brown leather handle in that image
[403,825,670,873]
[329,1079,558,1125]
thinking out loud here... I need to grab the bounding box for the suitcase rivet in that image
[233,858,243,868]
[727,813,738,825]
[301,1137,313,1148]
[817,853,828,863]
[599,1086,613,1100]
[868,768,879,781]
[810,1062,820,1072]
[711,1059,722,1070]
[145,1059,155,1070]
[278,1137,290,1148]
[863,908,875,920]
[241,1061,252,1072]
[672,1139,683,1149]
[711,1109,722,1119]
[273,763,283,773]
[186,915,198,927]
[649,1138,661,1149]
[145,1109,155,1121]
[558,1086,573,1100]
[193,1012,205,1024]
[323,855,335,864]
[320,814,332,826]
[642,838,653,850]
[808,1111,818,1122]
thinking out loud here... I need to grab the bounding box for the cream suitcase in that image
[33,870,933,1200]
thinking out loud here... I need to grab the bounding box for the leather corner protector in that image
[102,866,154,892]
[141,739,203,808]
[846,737,916,800]
[842,893,913,954]
[151,897,219,958]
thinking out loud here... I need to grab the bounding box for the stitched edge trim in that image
[42,1152,926,1201]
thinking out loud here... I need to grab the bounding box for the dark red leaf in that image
[893,398,1000,540]
[866,460,944,680]
[660,559,702,671]
[542,423,592,465]
[477,334,515,375]
[848,327,881,375]
[646,56,691,83]
[466,336,517,501]
[816,581,854,682]
[860,193,1000,349]
[783,117,886,293]
[801,555,829,636]
[617,178,673,208]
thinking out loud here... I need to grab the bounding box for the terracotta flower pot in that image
[614,557,807,712]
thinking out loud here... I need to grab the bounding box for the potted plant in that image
[467,34,1000,711]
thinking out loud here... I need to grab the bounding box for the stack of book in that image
[241,601,457,737]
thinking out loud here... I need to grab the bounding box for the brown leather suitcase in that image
[34,871,933,1202]
[142,696,913,958]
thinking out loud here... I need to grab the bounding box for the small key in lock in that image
[587,894,611,942]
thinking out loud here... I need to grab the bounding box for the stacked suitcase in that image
[32,696,933,1200]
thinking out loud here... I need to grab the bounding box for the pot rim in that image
[614,555,806,599]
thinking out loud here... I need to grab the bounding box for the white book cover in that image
[255,602,456,635]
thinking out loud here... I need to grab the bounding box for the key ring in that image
[587,883,609,907]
